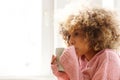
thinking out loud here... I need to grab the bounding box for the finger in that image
[51,55,57,64]
[52,55,56,60]
[51,55,54,63]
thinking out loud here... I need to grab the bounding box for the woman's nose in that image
[68,37,75,45]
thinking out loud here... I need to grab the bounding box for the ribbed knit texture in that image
[51,46,120,80]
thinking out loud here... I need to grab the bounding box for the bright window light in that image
[102,0,114,9]
[0,0,42,77]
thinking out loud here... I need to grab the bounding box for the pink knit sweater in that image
[51,46,120,80]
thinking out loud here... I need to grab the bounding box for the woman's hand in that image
[51,55,57,65]
[59,46,79,80]
[51,55,69,80]
[60,46,78,67]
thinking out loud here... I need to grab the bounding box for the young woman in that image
[51,6,120,80]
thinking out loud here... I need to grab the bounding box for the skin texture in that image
[68,30,96,60]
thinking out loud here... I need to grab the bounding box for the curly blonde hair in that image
[59,7,120,52]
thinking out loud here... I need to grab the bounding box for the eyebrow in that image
[73,29,81,33]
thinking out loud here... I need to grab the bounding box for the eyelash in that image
[67,32,79,40]
[74,32,79,36]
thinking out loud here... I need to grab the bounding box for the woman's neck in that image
[84,50,96,61]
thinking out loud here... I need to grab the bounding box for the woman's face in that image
[68,30,89,56]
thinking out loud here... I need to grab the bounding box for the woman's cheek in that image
[75,49,80,56]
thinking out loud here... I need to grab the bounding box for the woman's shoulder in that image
[96,49,120,63]
[99,49,119,58]
[89,49,120,63]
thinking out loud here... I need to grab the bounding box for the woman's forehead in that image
[69,29,81,34]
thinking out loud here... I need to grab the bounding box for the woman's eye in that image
[74,32,79,36]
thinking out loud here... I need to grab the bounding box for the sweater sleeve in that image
[60,46,79,80]
[92,50,120,80]
[51,62,70,80]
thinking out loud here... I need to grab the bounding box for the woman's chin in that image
[75,48,81,56]
[76,51,83,57]
[76,51,81,56]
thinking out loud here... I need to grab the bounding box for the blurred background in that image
[0,0,119,80]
